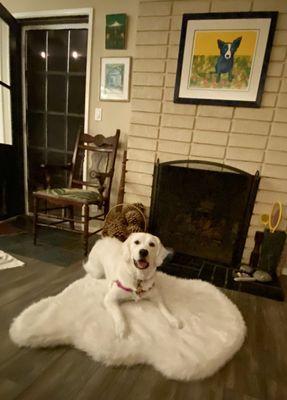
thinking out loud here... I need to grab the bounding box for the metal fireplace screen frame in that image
[149,160,260,268]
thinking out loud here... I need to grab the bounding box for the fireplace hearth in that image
[149,160,284,301]
[159,252,284,301]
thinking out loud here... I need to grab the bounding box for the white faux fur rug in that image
[9,273,246,381]
[0,251,25,270]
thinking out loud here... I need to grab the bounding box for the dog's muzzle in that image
[134,259,149,269]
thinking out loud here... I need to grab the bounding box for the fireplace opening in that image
[149,160,284,301]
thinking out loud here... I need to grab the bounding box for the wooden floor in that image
[1,224,287,400]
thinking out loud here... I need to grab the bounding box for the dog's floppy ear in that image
[217,39,224,49]
[155,237,170,268]
[122,234,132,263]
[232,37,242,51]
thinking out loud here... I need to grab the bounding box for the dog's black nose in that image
[139,249,148,258]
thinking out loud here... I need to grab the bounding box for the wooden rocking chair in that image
[33,129,120,256]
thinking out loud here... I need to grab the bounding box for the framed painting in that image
[106,14,127,49]
[174,12,278,107]
[100,57,131,102]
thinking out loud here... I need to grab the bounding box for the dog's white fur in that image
[84,232,182,338]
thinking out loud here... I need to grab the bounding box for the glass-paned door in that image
[25,27,88,211]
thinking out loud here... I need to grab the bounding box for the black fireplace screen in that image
[149,161,260,267]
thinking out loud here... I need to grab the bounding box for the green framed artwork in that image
[106,14,127,49]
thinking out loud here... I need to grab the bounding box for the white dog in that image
[84,232,183,338]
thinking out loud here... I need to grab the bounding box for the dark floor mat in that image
[0,232,82,267]
[0,222,25,235]
[0,217,98,267]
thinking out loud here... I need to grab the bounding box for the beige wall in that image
[125,0,287,268]
[2,0,139,205]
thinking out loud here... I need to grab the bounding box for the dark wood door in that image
[0,3,24,220]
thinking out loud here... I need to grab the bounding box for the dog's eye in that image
[134,240,140,245]
[149,242,155,247]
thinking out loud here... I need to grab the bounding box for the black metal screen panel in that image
[150,160,260,267]
[25,28,88,210]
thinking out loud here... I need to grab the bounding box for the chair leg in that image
[68,206,75,230]
[83,204,89,257]
[33,197,39,245]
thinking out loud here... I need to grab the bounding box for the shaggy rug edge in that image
[9,273,247,381]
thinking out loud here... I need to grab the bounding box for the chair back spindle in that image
[69,130,120,201]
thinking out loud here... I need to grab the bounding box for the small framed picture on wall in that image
[106,14,127,49]
[100,57,131,102]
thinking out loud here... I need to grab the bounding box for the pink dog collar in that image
[114,280,133,293]
[114,279,155,298]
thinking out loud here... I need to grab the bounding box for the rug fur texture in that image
[9,272,246,381]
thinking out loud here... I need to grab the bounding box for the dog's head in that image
[217,37,242,60]
[122,232,169,271]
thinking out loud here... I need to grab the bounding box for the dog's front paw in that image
[115,321,128,339]
[170,317,183,330]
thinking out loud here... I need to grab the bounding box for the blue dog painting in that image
[215,37,242,83]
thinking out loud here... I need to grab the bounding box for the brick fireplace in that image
[148,160,284,300]
[124,0,287,274]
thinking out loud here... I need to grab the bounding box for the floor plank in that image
[14,350,98,400]
[0,222,287,400]
[0,263,84,366]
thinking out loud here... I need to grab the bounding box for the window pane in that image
[26,30,46,72]
[68,76,85,114]
[27,72,45,111]
[47,149,66,165]
[0,19,10,85]
[27,112,45,147]
[47,114,66,150]
[48,30,68,71]
[0,85,12,145]
[28,147,46,189]
[47,150,67,186]
[69,29,88,73]
[48,75,66,112]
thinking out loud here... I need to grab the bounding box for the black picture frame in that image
[174,11,278,108]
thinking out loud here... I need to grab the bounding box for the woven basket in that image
[102,203,147,241]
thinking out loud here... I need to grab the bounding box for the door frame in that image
[0,3,24,219]
[14,8,93,214]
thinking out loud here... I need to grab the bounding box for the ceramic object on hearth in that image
[239,264,254,274]
[253,269,272,283]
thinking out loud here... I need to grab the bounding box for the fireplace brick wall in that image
[124,0,287,268]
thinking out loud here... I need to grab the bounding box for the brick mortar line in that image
[152,2,173,170]
[189,0,214,160]
[126,180,154,188]
[261,45,287,174]
[136,42,170,47]
[130,134,190,142]
[131,122,194,132]
[221,105,235,165]
[126,169,154,176]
